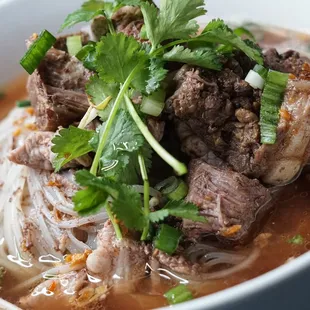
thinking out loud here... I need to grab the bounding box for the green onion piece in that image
[234,27,256,41]
[75,42,96,71]
[67,35,83,56]
[260,70,289,144]
[155,176,179,193]
[154,224,182,255]
[140,89,166,117]
[20,30,56,74]
[253,64,268,80]
[155,177,188,200]
[288,234,304,245]
[164,285,193,305]
[167,180,188,201]
[16,100,31,108]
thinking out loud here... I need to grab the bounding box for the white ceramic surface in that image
[1,1,310,310]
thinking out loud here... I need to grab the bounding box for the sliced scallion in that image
[16,100,31,108]
[245,70,265,90]
[140,89,166,117]
[155,176,188,201]
[164,285,193,305]
[75,42,97,71]
[67,35,82,56]
[20,30,56,74]
[154,224,182,255]
[253,64,268,80]
[167,180,188,201]
[260,70,289,144]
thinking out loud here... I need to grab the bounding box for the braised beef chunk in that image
[27,46,91,131]
[183,159,272,244]
[264,49,306,76]
[112,6,144,40]
[167,63,263,177]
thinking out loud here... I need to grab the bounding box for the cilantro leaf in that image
[51,126,95,172]
[141,0,206,48]
[288,234,304,245]
[165,200,207,222]
[146,58,168,94]
[86,75,119,105]
[163,46,222,71]
[86,75,120,121]
[91,109,152,184]
[197,19,263,64]
[111,183,146,230]
[149,200,207,223]
[74,170,146,230]
[96,33,149,91]
[149,209,169,223]
[73,187,108,215]
[59,0,106,32]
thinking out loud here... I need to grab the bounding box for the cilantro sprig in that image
[50,0,264,253]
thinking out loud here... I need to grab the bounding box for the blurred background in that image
[0,0,310,84]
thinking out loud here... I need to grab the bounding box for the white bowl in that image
[1,1,310,310]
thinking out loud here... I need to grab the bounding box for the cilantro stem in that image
[150,39,189,57]
[90,63,143,175]
[105,202,123,240]
[124,95,187,176]
[107,18,116,34]
[138,153,150,241]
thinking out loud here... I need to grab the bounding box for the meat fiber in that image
[183,159,272,244]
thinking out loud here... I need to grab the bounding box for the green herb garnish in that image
[164,284,193,305]
[51,126,95,171]
[16,100,31,108]
[154,224,182,255]
[288,234,304,245]
[20,30,56,75]
[149,200,207,224]
[260,70,289,144]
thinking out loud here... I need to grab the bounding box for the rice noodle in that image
[67,229,91,252]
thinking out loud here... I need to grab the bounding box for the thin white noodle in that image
[67,229,91,252]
